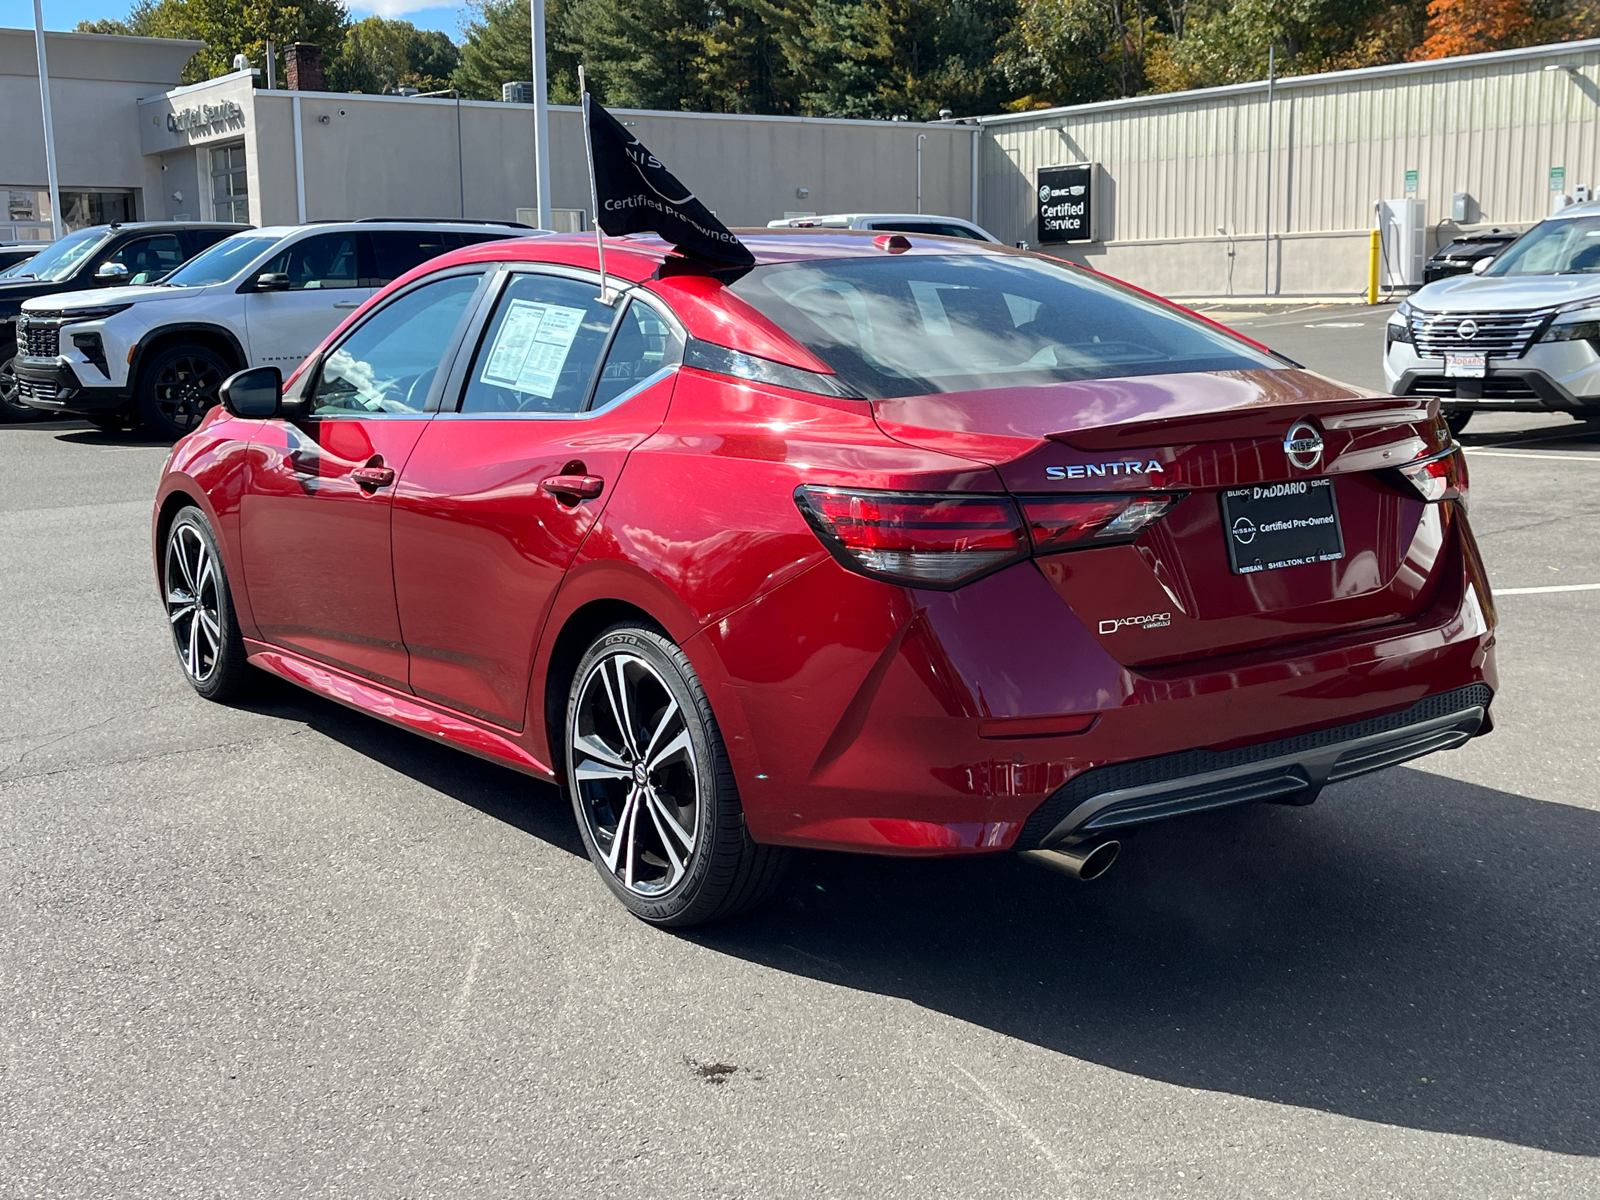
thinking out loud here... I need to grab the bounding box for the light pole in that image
[530,0,552,230]
[32,0,62,240]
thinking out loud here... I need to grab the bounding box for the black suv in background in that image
[0,222,247,422]
[1422,229,1519,283]
[0,246,40,276]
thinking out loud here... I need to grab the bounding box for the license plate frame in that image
[1220,479,1346,575]
[1445,352,1486,378]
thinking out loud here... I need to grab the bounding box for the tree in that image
[453,0,583,102]
[80,0,349,84]
[1410,0,1534,57]
[330,16,460,93]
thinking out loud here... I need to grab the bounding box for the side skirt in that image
[246,642,555,781]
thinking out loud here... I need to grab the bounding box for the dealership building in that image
[5,25,1600,297]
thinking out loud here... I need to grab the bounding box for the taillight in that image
[795,486,1179,589]
[1397,446,1468,508]
[794,487,1028,588]
[1019,494,1181,553]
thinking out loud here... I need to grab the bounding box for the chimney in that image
[284,43,324,92]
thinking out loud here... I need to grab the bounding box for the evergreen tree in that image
[453,0,584,102]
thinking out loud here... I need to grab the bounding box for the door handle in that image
[352,464,396,490]
[540,473,605,502]
[332,301,361,310]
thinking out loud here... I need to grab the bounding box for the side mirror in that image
[95,262,130,285]
[1471,257,1494,275]
[252,272,291,293]
[218,366,282,418]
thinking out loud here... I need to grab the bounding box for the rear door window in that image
[455,273,616,414]
[590,300,684,410]
[366,230,454,287]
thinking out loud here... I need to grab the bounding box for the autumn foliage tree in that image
[1410,0,1534,58]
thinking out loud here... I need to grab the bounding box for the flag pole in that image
[578,67,615,305]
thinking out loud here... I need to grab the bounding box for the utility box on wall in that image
[1037,163,1100,244]
[1377,198,1426,288]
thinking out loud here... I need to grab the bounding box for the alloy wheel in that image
[164,523,222,684]
[571,652,701,897]
[0,354,30,419]
[154,355,224,433]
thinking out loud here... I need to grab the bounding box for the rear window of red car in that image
[728,254,1279,399]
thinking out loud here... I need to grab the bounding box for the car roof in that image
[414,228,1011,284]
[251,221,532,238]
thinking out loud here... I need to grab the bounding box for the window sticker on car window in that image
[481,299,587,397]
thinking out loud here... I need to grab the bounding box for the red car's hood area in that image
[871,369,1427,465]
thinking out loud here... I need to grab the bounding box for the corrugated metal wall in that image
[980,40,1600,294]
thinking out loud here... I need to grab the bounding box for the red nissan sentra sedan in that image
[151,232,1495,925]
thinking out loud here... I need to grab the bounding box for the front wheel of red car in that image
[162,506,252,702]
[565,623,787,927]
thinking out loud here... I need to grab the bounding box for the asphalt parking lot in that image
[3,308,1599,1198]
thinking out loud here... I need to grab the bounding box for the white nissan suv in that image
[1384,202,1600,433]
[15,220,532,438]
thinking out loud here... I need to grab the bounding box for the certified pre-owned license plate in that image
[1220,479,1345,575]
[1446,352,1487,378]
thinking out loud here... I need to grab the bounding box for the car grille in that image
[1410,309,1548,358]
[1407,376,1543,400]
[17,378,60,405]
[19,322,60,358]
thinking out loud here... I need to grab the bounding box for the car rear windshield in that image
[1484,215,1600,276]
[161,233,283,287]
[727,254,1279,398]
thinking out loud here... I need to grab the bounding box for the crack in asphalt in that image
[0,702,169,780]
[0,727,315,788]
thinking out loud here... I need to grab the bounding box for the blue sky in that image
[0,0,471,39]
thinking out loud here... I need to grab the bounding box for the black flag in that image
[583,95,754,269]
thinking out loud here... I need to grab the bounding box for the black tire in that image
[161,506,253,702]
[0,347,45,423]
[1443,409,1473,436]
[137,343,231,440]
[565,622,788,927]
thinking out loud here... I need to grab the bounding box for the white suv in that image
[764,213,999,242]
[15,220,532,437]
[1384,202,1600,433]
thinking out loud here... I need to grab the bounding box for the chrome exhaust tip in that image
[1021,839,1120,882]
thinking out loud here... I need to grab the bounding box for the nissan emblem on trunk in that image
[1284,420,1324,470]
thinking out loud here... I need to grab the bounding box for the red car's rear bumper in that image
[690,511,1497,855]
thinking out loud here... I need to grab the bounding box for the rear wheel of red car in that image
[138,344,230,440]
[162,506,252,702]
[565,623,787,927]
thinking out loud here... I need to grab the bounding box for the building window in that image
[210,145,248,224]
[1,188,135,239]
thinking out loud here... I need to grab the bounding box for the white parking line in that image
[1465,450,1600,462]
[1496,583,1600,595]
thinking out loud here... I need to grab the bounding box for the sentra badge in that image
[1099,611,1171,634]
[1047,460,1165,480]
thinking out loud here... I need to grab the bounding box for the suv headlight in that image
[30,303,134,324]
[1386,310,1413,349]
[1540,303,1600,346]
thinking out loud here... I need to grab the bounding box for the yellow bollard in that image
[1368,229,1380,304]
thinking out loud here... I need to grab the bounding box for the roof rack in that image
[352,217,535,229]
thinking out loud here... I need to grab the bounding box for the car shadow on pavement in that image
[233,684,1599,1157]
[690,768,1600,1158]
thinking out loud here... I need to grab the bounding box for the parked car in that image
[0,244,40,276]
[1385,200,1600,433]
[766,212,999,241]
[154,230,1494,926]
[1422,229,1519,283]
[1,222,246,422]
[15,220,533,438]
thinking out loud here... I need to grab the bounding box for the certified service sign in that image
[1037,163,1099,244]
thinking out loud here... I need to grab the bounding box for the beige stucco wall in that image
[1,28,201,220]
